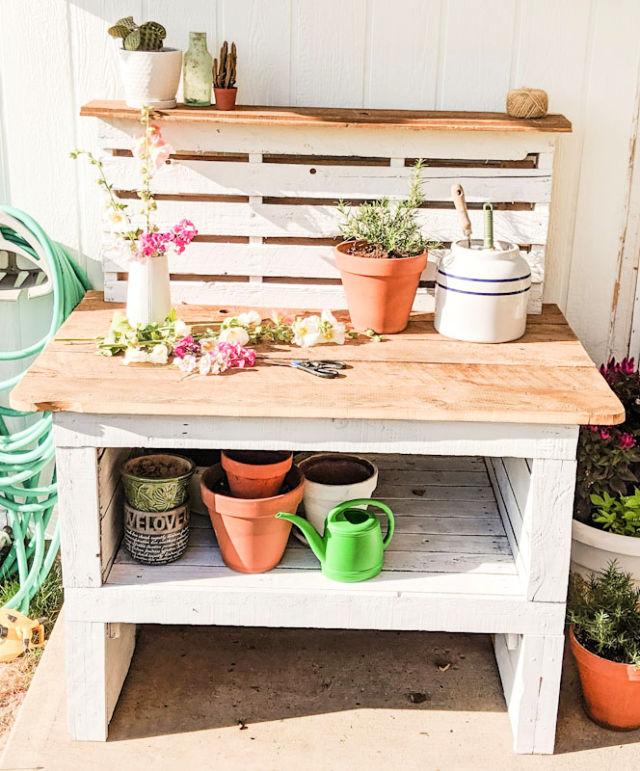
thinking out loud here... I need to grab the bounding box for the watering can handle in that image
[327,499,395,549]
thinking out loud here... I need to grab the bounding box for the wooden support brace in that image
[493,632,564,754]
[66,620,136,741]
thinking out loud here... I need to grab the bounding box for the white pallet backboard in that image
[95,117,558,312]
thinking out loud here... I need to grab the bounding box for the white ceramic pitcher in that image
[434,239,531,343]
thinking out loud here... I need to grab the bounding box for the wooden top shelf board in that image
[80,100,572,133]
[11,292,622,424]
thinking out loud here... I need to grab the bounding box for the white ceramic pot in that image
[297,454,378,538]
[126,254,171,325]
[118,48,182,109]
[572,519,640,583]
[434,239,531,343]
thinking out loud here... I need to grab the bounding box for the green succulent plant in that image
[108,16,167,52]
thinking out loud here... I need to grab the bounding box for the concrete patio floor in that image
[2,619,639,771]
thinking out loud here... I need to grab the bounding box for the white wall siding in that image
[1,0,640,365]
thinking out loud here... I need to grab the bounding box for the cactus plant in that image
[213,41,237,88]
[108,17,167,52]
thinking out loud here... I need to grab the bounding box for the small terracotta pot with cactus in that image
[109,16,182,109]
[213,40,238,110]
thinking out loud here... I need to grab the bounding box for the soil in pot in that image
[200,464,304,573]
[570,626,640,730]
[221,450,293,499]
[121,453,195,512]
[297,454,378,538]
[335,241,427,334]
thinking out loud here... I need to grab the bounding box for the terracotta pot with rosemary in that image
[335,161,433,334]
[568,563,640,730]
[213,40,237,110]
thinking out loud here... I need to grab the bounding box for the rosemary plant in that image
[338,160,436,258]
[568,562,640,665]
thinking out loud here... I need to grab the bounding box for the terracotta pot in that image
[569,626,640,730]
[335,241,427,333]
[214,87,238,110]
[200,464,304,573]
[221,450,293,499]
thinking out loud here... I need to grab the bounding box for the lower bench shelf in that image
[66,454,564,635]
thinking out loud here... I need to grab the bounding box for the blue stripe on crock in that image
[438,268,532,283]
[436,282,530,297]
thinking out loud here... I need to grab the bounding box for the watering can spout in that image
[276,512,326,564]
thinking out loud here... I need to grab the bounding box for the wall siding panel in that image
[1,0,640,364]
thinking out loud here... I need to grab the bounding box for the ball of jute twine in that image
[506,87,548,119]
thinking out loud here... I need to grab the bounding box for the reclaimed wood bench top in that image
[10,292,623,424]
[80,100,572,133]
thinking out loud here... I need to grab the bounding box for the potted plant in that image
[108,16,182,109]
[221,450,293,499]
[72,107,197,326]
[297,454,378,537]
[572,358,640,581]
[201,463,304,573]
[335,161,432,334]
[213,41,238,111]
[568,563,640,729]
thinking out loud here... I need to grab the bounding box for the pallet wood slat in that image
[82,101,571,311]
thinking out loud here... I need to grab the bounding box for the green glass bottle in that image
[183,32,213,107]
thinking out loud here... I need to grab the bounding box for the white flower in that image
[123,347,150,365]
[198,353,212,376]
[148,344,169,365]
[236,311,262,327]
[292,315,322,347]
[176,354,197,373]
[174,319,191,337]
[320,310,346,345]
[218,326,250,346]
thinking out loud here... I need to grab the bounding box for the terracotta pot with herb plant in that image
[108,16,182,109]
[336,161,431,334]
[568,563,640,730]
[213,41,238,110]
[572,357,640,581]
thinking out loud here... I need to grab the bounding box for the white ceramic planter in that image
[118,48,182,109]
[571,518,640,583]
[297,454,378,538]
[434,239,531,343]
[126,254,171,325]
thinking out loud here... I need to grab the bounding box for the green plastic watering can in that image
[276,499,394,582]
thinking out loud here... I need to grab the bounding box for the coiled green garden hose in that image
[0,206,91,613]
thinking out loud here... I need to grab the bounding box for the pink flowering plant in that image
[71,106,197,263]
[575,357,640,530]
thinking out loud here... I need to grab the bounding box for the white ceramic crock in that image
[118,48,182,109]
[297,454,378,538]
[126,254,171,325]
[434,239,531,343]
[571,518,640,584]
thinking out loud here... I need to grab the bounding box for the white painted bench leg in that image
[66,620,136,741]
[493,632,564,754]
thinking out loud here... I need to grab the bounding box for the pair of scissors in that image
[269,359,347,379]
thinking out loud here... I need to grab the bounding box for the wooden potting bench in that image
[11,292,623,754]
